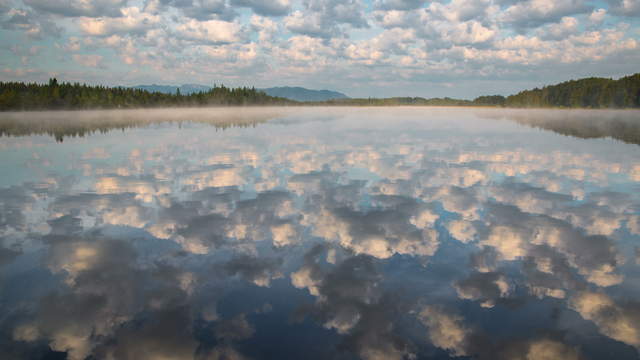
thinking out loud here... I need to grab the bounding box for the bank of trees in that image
[0,79,293,110]
[1,73,639,110]
[504,73,640,108]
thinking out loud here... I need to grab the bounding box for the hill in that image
[260,87,349,102]
[503,73,640,108]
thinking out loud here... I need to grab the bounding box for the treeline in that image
[306,73,640,109]
[502,73,640,108]
[0,79,293,111]
[1,73,639,110]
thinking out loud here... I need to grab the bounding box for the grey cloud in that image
[418,305,473,356]
[608,0,640,16]
[469,247,499,273]
[10,234,200,359]
[293,251,413,359]
[1,7,62,38]
[0,187,33,234]
[146,0,237,20]
[497,337,583,360]
[222,254,284,287]
[182,0,237,21]
[24,0,127,17]
[453,271,511,308]
[232,0,290,16]
[94,306,200,360]
[587,191,638,214]
[286,0,369,38]
[489,180,573,215]
[570,291,640,349]
[374,0,426,10]
[522,245,586,299]
[0,246,21,267]
[483,203,624,287]
[214,313,255,341]
[499,0,592,30]
[175,213,230,252]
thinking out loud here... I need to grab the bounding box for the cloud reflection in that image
[0,108,639,359]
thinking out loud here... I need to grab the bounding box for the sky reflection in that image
[0,108,639,360]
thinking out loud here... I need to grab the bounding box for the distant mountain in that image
[259,87,349,102]
[132,85,349,102]
[133,84,212,95]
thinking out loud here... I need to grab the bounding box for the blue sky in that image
[0,0,639,98]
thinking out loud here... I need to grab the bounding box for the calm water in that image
[0,107,639,360]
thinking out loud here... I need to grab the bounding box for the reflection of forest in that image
[482,110,640,146]
[0,108,280,142]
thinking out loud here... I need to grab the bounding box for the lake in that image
[0,107,639,360]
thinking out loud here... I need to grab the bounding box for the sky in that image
[0,0,639,98]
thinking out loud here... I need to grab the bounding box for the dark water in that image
[0,107,639,360]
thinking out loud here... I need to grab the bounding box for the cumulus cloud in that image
[232,0,290,16]
[24,0,127,17]
[284,0,368,38]
[570,291,640,349]
[500,0,592,30]
[374,0,426,10]
[78,7,160,36]
[608,0,640,16]
[175,18,243,44]
[453,271,511,307]
[418,306,472,356]
[1,7,62,38]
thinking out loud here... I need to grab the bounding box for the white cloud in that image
[78,7,160,36]
[418,306,471,356]
[175,18,243,44]
[570,291,640,349]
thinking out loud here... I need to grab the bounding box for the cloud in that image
[231,0,290,16]
[500,0,592,30]
[214,313,255,341]
[222,254,284,287]
[446,219,477,243]
[453,271,511,308]
[608,0,640,16]
[72,54,105,68]
[1,7,62,38]
[284,0,368,38]
[24,0,127,17]
[78,7,160,36]
[480,203,625,287]
[570,291,640,349]
[145,0,237,20]
[374,0,426,10]
[175,18,243,44]
[418,305,472,356]
[291,250,414,360]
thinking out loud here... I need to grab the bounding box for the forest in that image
[0,78,293,110]
[504,73,640,108]
[0,73,639,110]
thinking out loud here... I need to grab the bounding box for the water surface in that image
[0,107,639,360]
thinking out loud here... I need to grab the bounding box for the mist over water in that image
[0,107,639,359]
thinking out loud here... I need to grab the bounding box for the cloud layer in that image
[0,0,639,97]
